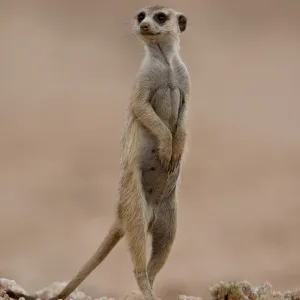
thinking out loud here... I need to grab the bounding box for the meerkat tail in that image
[5,222,124,300]
[51,222,124,300]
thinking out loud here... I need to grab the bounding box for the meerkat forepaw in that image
[168,154,181,173]
[167,145,183,172]
[158,152,172,170]
[158,146,172,170]
[158,135,172,170]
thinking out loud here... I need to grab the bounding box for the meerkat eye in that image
[154,12,168,24]
[137,12,146,23]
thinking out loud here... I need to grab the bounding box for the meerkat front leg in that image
[131,86,173,170]
[169,91,189,172]
[147,193,177,289]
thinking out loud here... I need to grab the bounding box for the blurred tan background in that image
[0,1,300,299]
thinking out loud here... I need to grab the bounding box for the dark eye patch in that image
[154,12,168,24]
[137,11,146,23]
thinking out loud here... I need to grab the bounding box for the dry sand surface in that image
[0,1,300,300]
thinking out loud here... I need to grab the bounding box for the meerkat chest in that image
[150,67,187,132]
[150,87,182,132]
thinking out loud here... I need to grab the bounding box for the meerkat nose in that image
[140,23,150,31]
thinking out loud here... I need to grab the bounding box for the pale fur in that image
[6,5,191,300]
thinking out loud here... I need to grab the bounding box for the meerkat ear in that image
[177,14,187,32]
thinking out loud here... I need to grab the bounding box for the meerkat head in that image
[133,5,187,44]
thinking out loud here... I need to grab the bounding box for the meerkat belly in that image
[139,87,181,204]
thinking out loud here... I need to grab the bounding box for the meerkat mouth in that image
[140,32,161,36]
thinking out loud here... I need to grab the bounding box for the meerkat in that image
[6,5,190,300]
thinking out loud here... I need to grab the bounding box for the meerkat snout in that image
[140,22,150,33]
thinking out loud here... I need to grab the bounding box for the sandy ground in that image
[0,1,300,300]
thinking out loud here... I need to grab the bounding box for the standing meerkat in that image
[6,5,190,300]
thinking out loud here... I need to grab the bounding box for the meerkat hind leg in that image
[125,222,155,300]
[120,187,156,299]
[147,192,177,289]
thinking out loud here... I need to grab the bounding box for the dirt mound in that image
[1,279,299,300]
